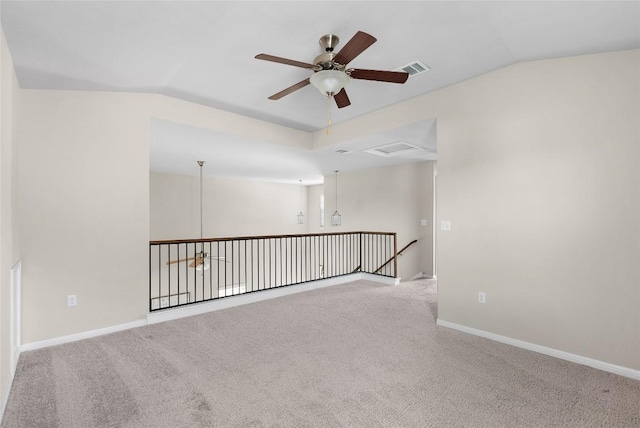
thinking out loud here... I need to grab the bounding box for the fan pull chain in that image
[325,94,332,135]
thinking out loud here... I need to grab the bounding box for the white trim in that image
[3,262,22,421]
[6,319,147,422]
[15,274,398,351]
[18,320,148,353]
[436,319,640,381]
[0,273,396,421]
[9,261,21,377]
[148,273,399,325]
[409,273,436,280]
[360,272,400,286]
[15,274,398,352]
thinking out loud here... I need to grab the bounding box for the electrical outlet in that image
[67,294,77,307]
[421,219,428,226]
[478,292,486,304]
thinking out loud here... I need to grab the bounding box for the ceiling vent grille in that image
[397,60,430,77]
[364,141,424,157]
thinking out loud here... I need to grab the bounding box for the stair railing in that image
[149,231,397,312]
[374,239,418,274]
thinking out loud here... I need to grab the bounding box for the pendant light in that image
[195,160,210,271]
[331,170,341,226]
[297,179,305,224]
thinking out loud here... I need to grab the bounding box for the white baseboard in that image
[13,274,398,355]
[18,319,148,354]
[1,274,397,424]
[361,273,400,286]
[148,273,399,325]
[409,273,436,280]
[436,319,640,381]
[1,318,140,423]
[16,274,398,352]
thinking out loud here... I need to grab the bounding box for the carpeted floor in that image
[2,279,639,427]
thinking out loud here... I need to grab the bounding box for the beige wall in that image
[313,162,435,280]
[306,184,324,232]
[316,49,640,370]
[17,91,151,344]
[0,28,19,411]
[4,43,637,387]
[150,172,308,240]
[15,89,310,346]
[440,50,639,370]
[150,161,435,282]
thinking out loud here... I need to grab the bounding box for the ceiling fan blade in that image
[334,88,351,108]
[189,258,203,268]
[333,31,377,65]
[268,78,311,100]
[350,69,409,84]
[255,54,314,69]
[166,256,196,265]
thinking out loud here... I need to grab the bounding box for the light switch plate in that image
[440,220,451,231]
[421,219,428,226]
[478,292,486,303]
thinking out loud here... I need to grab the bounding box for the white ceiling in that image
[151,118,437,184]
[2,1,638,182]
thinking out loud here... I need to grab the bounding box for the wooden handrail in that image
[375,239,418,274]
[150,231,396,246]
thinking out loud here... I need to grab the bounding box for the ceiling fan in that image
[255,31,409,109]
[165,254,221,270]
[165,161,229,271]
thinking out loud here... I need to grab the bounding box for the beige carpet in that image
[2,279,639,427]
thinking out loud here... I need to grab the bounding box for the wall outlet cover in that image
[67,294,77,307]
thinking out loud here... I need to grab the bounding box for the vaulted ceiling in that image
[2,1,638,182]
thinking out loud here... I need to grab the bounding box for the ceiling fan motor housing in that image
[314,34,346,71]
[319,34,339,52]
[313,53,341,69]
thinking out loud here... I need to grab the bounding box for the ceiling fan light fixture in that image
[195,260,210,271]
[310,70,350,96]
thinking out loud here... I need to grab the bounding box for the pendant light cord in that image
[197,161,205,240]
[335,170,339,210]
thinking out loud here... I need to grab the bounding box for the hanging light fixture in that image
[310,68,350,135]
[309,70,350,96]
[195,160,209,271]
[297,179,305,224]
[331,170,341,226]
[311,71,350,135]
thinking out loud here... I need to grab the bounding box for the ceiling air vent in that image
[335,149,353,154]
[364,141,424,158]
[397,60,430,77]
